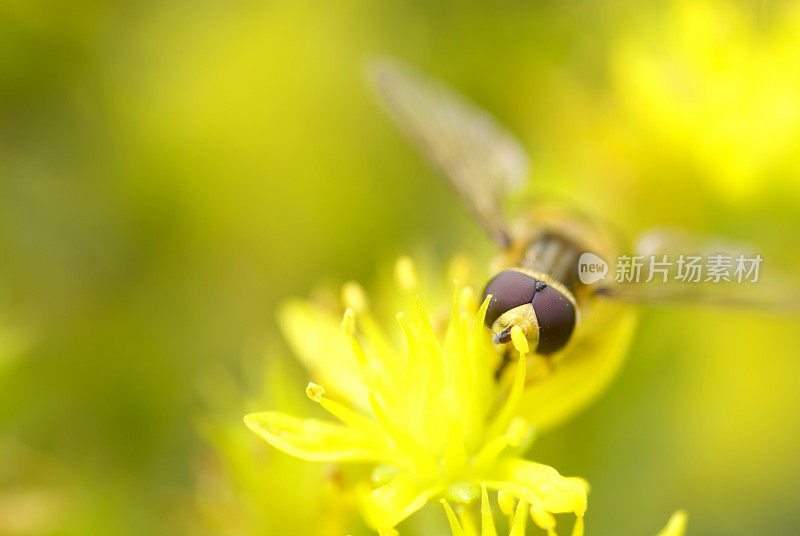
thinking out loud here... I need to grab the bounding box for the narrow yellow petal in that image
[413,295,441,355]
[508,497,528,536]
[457,504,478,536]
[493,458,588,516]
[486,353,527,442]
[397,311,445,452]
[480,483,498,536]
[355,308,404,399]
[397,311,423,354]
[441,500,465,536]
[467,295,492,344]
[243,412,383,462]
[463,295,497,447]
[449,294,491,449]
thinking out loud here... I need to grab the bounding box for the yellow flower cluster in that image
[244,256,676,535]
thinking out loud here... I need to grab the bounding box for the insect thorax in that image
[518,231,585,293]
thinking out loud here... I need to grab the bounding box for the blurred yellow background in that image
[1,0,799,535]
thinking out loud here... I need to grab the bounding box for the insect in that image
[368,58,796,361]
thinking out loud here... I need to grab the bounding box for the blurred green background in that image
[1,0,799,534]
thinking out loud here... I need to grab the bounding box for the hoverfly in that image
[368,58,796,365]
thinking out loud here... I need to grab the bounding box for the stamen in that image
[342,281,369,311]
[305,382,384,438]
[570,515,584,536]
[306,382,325,402]
[497,489,516,516]
[531,508,557,536]
[510,325,529,355]
[341,308,356,335]
[340,309,368,368]
[395,256,418,291]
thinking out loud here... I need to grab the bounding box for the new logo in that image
[578,252,608,284]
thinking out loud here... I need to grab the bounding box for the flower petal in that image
[480,483,497,536]
[491,458,588,515]
[358,473,439,531]
[508,497,529,536]
[278,300,369,409]
[440,500,465,536]
[517,302,638,430]
[244,411,385,462]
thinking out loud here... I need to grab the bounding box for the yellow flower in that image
[441,484,687,536]
[244,257,592,534]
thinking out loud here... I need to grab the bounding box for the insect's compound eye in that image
[482,270,539,329]
[531,285,577,354]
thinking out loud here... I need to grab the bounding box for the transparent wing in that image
[595,227,800,310]
[367,57,529,247]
